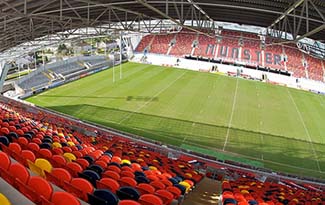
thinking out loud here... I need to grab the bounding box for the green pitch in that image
[27,62,325,178]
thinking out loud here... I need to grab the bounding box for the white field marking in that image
[118,71,187,124]
[222,78,239,151]
[287,88,322,172]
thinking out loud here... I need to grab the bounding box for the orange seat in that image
[9,142,22,154]
[21,150,36,166]
[150,181,166,190]
[9,163,30,184]
[139,194,163,205]
[39,148,53,159]
[27,142,40,152]
[51,192,80,205]
[120,171,135,178]
[155,190,174,205]
[46,168,72,187]
[166,186,181,199]
[0,151,11,170]
[27,176,53,202]
[75,158,89,169]
[103,170,120,180]
[66,162,83,177]
[119,177,137,187]
[69,177,94,201]
[51,155,67,167]
[136,183,156,195]
[119,200,141,205]
[97,178,120,193]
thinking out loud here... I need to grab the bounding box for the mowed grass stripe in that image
[27,62,325,177]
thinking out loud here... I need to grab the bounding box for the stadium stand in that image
[0,97,204,205]
[17,56,111,93]
[135,30,324,82]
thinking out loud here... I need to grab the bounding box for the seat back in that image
[88,189,118,205]
[116,186,141,201]
[97,178,120,193]
[136,183,156,195]
[139,194,163,205]
[21,150,36,166]
[78,170,100,187]
[70,177,94,201]
[0,151,11,170]
[34,158,53,177]
[28,176,53,201]
[66,162,83,177]
[51,192,81,205]
[0,193,11,205]
[9,163,30,184]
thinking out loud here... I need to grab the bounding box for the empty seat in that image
[79,170,101,187]
[32,158,53,177]
[136,183,156,195]
[119,200,141,205]
[63,153,76,162]
[0,151,11,170]
[66,162,83,177]
[65,177,94,201]
[155,190,174,205]
[39,148,53,159]
[9,163,30,184]
[103,170,120,180]
[88,164,104,175]
[139,194,163,205]
[20,150,36,166]
[0,193,11,205]
[51,191,80,205]
[119,177,137,187]
[46,168,72,187]
[0,136,9,147]
[88,189,119,205]
[27,176,53,202]
[51,155,67,167]
[116,186,141,201]
[8,142,21,154]
[75,158,89,169]
[97,178,120,193]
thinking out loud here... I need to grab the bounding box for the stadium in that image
[0,0,324,204]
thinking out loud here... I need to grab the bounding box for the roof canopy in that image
[0,0,324,52]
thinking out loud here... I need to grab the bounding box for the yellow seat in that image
[52,142,62,148]
[67,141,75,147]
[27,159,47,177]
[121,159,131,165]
[0,193,11,205]
[63,153,76,162]
[34,158,53,177]
[179,181,191,193]
[149,166,157,171]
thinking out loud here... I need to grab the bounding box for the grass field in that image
[27,62,325,178]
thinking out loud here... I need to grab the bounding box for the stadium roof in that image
[0,0,324,53]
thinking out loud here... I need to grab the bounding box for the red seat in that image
[97,178,120,193]
[17,137,29,146]
[107,165,121,173]
[120,171,135,178]
[119,177,137,187]
[9,163,30,184]
[103,170,120,180]
[46,168,72,187]
[21,176,53,203]
[51,155,67,168]
[27,142,40,152]
[66,162,83,177]
[139,194,163,205]
[136,183,156,195]
[119,200,141,205]
[9,142,22,154]
[95,160,108,169]
[166,186,181,199]
[20,150,36,166]
[66,177,94,201]
[51,192,80,205]
[150,181,166,190]
[155,190,174,205]
[39,148,53,159]
[75,158,89,169]
[0,151,11,170]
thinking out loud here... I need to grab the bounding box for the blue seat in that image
[39,142,52,149]
[168,178,178,185]
[88,164,104,175]
[116,186,140,201]
[248,200,258,205]
[0,136,9,147]
[88,189,119,205]
[134,171,145,177]
[79,170,101,187]
[83,155,95,164]
[174,184,186,195]
[135,176,150,184]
